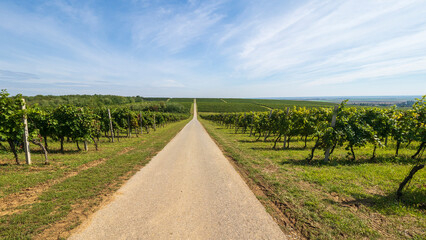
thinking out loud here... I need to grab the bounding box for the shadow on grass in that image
[279,154,420,166]
[250,146,309,151]
[31,149,81,154]
[338,188,426,213]
[238,139,276,143]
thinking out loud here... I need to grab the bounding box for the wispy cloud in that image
[0,1,206,96]
[130,1,226,52]
[0,0,425,97]
[0,70,39,81]
[219,0,426,88]
[44,0,99,28]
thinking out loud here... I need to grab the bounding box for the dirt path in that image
[70,102,286,239]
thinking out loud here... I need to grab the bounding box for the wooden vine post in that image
[249,115,254,137]
[140,111,143,135]
[108,108,114,142]
[324,106,338,162]
[128,114,131,138]
[22,99,31,165]
[153,113,156,131]
[234,113,238,133]
[242,113,246,133]
[282,107,290,149]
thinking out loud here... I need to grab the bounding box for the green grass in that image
[200,118,425,239]
[0,118,191,239]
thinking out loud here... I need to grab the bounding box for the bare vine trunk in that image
[412,142,425,159]
[307,138,320,163]
[31,140,48,164]
[44,136,49,151]
[350,145,356,161]
[7,139,19,165]
[330,144,337,155]
[397,164,424,199]
[395,141,401,156]
[273,134,281,149]
[304,136,308,149]
[91,137,99,151]
[256,131,262,141]
[371,145,377,160]
[263,131,270,142]
[60,136,64,154]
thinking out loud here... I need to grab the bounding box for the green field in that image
[244,99,336,109]
[195,98,336,113]
[200,118,425,239]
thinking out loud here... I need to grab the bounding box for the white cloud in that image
[131,1,225,52]
[218,0,426,86]
[0,1,207,96]
[305,56,426,86]
[46,0,99,28]
[0,0,425,97]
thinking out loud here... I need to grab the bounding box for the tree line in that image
[23,94,189,113]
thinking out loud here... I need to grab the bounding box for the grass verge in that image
[200,118,425,240]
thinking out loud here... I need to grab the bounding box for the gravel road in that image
[70,102,286,239]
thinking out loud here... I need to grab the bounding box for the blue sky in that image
[0,0,425,97]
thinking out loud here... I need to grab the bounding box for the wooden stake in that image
[140,111,143,135]
[283,107,290,149]
[249,115,254,137]
[128,114,131,138]
[243,113,246,133]
[108,109,114,142]
[22,99,31,165]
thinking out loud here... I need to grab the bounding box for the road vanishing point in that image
[70,101,286,239]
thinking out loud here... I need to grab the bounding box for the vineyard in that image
[199,96,425,239]
[224,98,337,109]
[196,98,336,113]
[201,97,425,196]
[0,90,189,165]
[1,91,424,239]
[0,90,191,238]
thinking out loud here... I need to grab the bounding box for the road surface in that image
[70,101,286,239]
